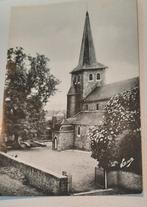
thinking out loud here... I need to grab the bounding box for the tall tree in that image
[3,47,60,148]
[89,86,141,188]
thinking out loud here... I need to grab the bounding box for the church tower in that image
[67,11,107,118]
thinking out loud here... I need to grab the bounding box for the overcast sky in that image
[4,0,140,113]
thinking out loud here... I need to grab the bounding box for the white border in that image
[0,0,146,206]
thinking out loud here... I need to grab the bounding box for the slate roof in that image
[71,11,107,74]
[85,77,139,102]
[67,86,81,95]
[62,111,105,126]
[71,62,107,74]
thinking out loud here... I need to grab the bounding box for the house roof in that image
[71,11,107,74]
[85,77,139,102]
[62,111,105,126]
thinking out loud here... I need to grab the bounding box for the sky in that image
[1,0,140,115]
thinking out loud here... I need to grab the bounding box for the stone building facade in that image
[52,11,139,151]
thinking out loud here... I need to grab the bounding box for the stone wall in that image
[67,93,81,118]
[0,152,68,195]
[95,167,142,192]
[74,125,91,151]
[108,170,142,192]
[57,130,74,151]
[53,126,91,151]
[83,100,106,111]
[83,70,106,98]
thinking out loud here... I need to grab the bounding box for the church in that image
[52,11,139,151]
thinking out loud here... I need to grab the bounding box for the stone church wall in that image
[57,130,74,151]
[83,70,106,98]
[83,100,106,111]
[67,93,81,118]
[74,125,91,151]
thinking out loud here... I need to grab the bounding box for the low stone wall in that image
[95,167,142,192]
[108,170,142,192]
[107,171,118,187]
[0,152,68,195]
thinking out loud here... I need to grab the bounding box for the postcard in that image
[0,0,143,198]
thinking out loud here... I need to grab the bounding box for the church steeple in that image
[71,11,107,73]
[67,11,107,118]
[79,11,97,67]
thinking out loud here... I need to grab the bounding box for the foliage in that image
[3,47,60,145]
[89,86,142,174]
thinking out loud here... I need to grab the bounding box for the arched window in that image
[54,137,58,150]
[77,126,80,136]
[97,73,101,80]
[89,74,93,81]
[96,104,99,110]
[78,75,80,83]
[73,76,76,84]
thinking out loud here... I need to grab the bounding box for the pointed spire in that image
[79,11,97,66]
[71,11,107,73]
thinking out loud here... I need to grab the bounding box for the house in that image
[52,11,139,151]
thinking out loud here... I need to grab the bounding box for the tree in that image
[3,47,60,148]
[89,86,141,188]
